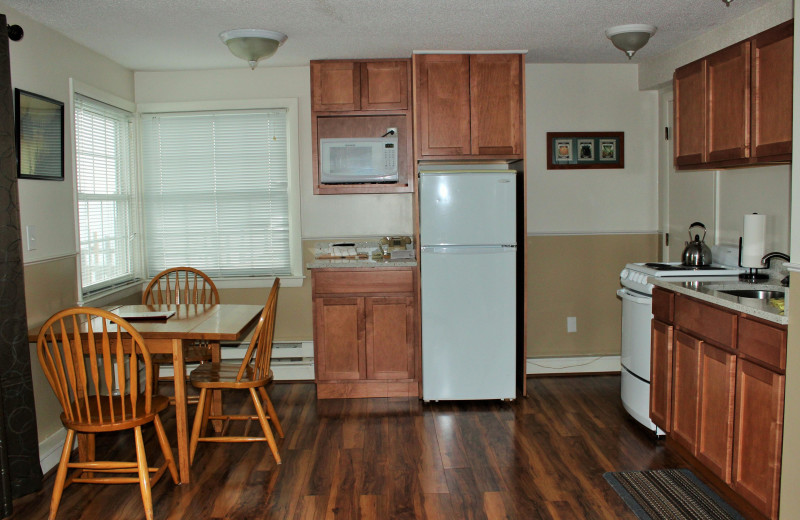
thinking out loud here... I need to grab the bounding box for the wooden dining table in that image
[30,303,264,484]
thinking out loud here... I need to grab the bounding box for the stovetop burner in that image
[644,263,726,271]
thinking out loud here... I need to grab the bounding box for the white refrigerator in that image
[419,168,517,401]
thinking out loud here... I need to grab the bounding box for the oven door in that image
[617,287,653,382]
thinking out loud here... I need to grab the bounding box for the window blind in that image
[74,93,138,293]
[140,109,290,278]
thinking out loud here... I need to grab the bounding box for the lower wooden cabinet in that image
[696,343,736,483]
[671,330,701,452]
[312,268,418,398]
[732,359,785,519]
[651,289,787,519]
[649,319,673,432]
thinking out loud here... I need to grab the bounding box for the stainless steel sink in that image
[719,289,785,299]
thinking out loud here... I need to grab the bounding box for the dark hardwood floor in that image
[12,375,688,519]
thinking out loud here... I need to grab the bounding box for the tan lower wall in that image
[527,233,660,358]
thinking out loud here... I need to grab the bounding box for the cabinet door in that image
[361,61,408,111]
[414,54,471,157]
[365,297,414,380]
[311,61,360,112]
[674,60,707,166]
[650,319,673,432]
[707,42,751,163]
[751,21,793,159]
[732,359,785,519]
[672,331,701,453]
[469,54,523,157]
[314,296,365,380]
[696,343,736,483]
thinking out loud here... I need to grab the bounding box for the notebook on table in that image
[116,310,176,321]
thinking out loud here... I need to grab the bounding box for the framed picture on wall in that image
[15,89,64,180]
[577,139,595,162]
[546,132,624,169]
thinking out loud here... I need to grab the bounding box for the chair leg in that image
[189,388,208,464]
[250,388,281,464]
[49,429,75,520]
[258,386,284,439]
[153,414,179,484]
[153,363,161,395]
[134,426,154,520]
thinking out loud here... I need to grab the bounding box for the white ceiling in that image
[2,0,765,71]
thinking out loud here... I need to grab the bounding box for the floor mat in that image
[604,468,745,520]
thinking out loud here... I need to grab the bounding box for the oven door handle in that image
[617,288,651,304]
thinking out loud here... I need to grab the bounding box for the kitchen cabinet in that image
[310,59,413,194]
[651,288,787,519]
[650,319,672,432]
[671,330,700,453]
[696,342,736,483]
[311,59,409,112]
[673,21,792,170]
[649,287,674,432]
[751,21,793,160]
[732,359,784,519]
[312,268,417,398]
[413,53,524,159]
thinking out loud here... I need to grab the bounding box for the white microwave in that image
[319,137,398,184]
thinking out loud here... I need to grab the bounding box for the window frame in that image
[70,79,142,303]
[70,85,304,303]
[136,98,303,288]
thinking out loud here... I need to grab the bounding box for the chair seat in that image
[152,343,212,365]
[62,395,171,433]
[190,362,274,389]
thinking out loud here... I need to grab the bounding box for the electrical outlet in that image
[386,127,398,136]
[567,316,577,333]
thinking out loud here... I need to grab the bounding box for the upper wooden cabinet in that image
[414,53,524,159]
[311,59,409,112]
[310,59,413,194]
[751,21,793,160]
[674,20,792,170]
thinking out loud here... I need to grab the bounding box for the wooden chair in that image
[36,307,179,520]
[188,278,284,465]
[142,267,220,395]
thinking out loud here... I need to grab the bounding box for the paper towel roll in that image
[741,213,767,268]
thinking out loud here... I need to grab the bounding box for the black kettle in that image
[682,222,712,266]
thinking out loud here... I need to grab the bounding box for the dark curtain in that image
[0,15,43,518]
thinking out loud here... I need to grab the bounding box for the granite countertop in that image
[651,276,788,325]
[307,257,417,269]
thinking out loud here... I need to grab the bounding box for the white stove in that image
[620,262,744,295]
[617,260,743,436]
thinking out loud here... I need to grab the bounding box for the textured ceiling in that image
[2,0,766,71]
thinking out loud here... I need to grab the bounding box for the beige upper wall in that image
[526,64,659,234]
[639,0,793,90]
[4,4,134,265]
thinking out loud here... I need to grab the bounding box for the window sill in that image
[80,280,143,307]
[81,276,305,306]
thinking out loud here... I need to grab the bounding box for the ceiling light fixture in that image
[605,24,657,60]
[721,0,734,6]
[220,29,287,70]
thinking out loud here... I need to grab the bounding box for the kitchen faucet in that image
[761,252,790,286]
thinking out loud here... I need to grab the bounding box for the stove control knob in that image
[620,268,629,280]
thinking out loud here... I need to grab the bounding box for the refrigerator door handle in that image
[421,245,516,254]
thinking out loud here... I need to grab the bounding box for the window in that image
[139,109,293,279]
[74,93,138,294]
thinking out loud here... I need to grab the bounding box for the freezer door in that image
[419,171,516,246]
[421,246,516,400]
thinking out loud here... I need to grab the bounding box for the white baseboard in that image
[39,427,71,475]
[527,355,621,375]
